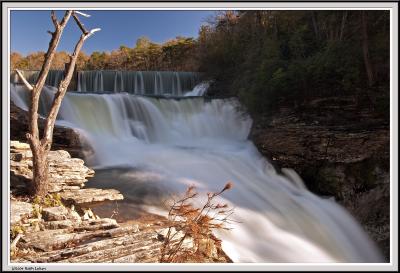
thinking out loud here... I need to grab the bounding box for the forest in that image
[11,10,390,118]
[198,10,390,118]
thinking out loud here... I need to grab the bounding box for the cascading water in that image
[10,81,383,263]
[184,81,211,97]
[76,70,200,95]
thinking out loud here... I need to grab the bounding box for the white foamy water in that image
[10,83,383,263]
[184,81,211,97]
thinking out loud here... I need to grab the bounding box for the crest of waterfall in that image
[76,70,200,95]
[10,70,201,96]
[10,70,65,87]
[10,82,383,263]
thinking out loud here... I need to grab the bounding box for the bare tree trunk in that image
[255,11,264,52]
[17,10,100,197]
[25,11,72,197]
[31,146,49,196]
[339,11,348,41]
[311,11,319,40]
[361,11,375,87]
[274,13,278,39]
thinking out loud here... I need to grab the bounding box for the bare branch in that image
[11,233,23,249]
[59,11,72,27]
[29,10,72,143]
[74,11,91,17]
[43,25,98,147]
[15,69,33,91]
[51,11,59,27]
[87,28,101,39]
[72,12,89,34]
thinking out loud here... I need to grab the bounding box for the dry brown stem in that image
[159,182,236,263]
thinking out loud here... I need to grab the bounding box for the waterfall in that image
[184,81,211,97]
[10,82,383,263]
[10,70,65,87]
[10,70,201,96]
[76,70,200,95]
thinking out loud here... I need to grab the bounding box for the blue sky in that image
[11,10,215,56]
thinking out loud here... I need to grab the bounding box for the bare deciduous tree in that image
[361,11,375,87]
[16,10,100,197]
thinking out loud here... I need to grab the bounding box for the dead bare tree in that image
[16,10,100,197]
[361,11,375,87]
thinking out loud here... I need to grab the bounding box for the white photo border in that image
[2,1,398,271]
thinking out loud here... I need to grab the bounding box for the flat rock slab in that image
[19,224,138,252]
[43,217,119,230]
[42,206,81,222]
[19,227,157,263]
[11,201,33,225]
[60,188,124,205]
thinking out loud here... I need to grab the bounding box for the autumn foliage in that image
[159,182,235,263]
[11,36,199,72]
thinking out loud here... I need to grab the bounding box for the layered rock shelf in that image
[11,141,94,193]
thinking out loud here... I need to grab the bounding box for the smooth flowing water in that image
[77,71,200,95]
[10,81,383,263]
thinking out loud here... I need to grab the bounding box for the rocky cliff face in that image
[250,97,390,261]
[10,101,84,159]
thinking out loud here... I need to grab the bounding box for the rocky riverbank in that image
[250,96,390,261]
[9,141,230,263]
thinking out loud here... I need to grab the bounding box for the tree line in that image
[12,10,390,116]
[11,36,199,72]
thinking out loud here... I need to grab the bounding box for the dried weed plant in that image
[159,182,236,263]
